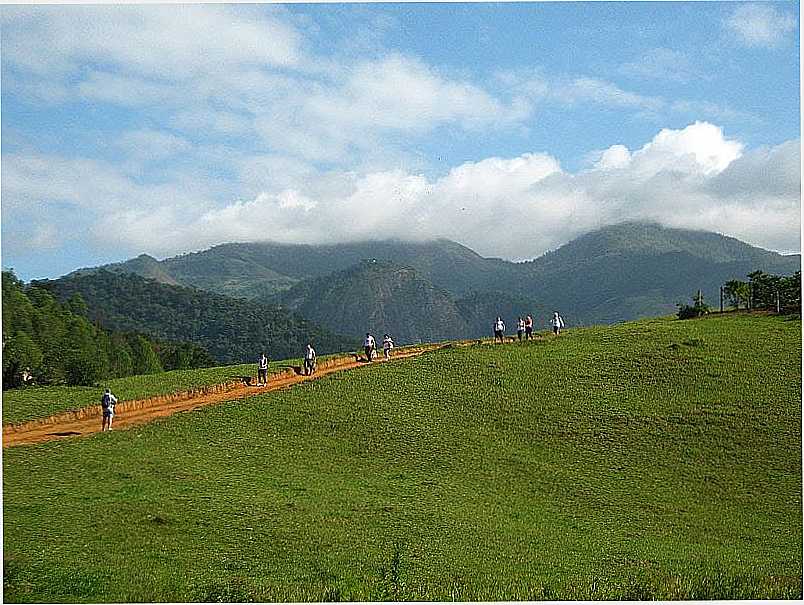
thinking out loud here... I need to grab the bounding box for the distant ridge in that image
[67,222,799,335]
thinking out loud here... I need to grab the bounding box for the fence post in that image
[720,286,723,313]
[748,283,753,311]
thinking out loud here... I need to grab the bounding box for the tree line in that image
[722,270,801,312]
[2,271,215,389]
[678,270,800,319]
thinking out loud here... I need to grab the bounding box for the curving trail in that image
[3,340,491,448]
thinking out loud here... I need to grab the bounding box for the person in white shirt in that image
[363,333,376,361]
[101,388,118,431]
[551,311,565,335]
[382,334,394,360]
[517,317,525,341]
[303,344,317,375]
[258,352,269,385]
[493,317,506,343]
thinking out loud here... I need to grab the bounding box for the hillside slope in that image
[3,313,801,601]
[35,271,359,364]
[515,222,800,324]
[275,260,472,344]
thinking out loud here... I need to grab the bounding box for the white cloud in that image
[2,6,531,169]
[499,68,755,127]
[1,5,303,79]
[9,122,790,260]
[620,48,700,83]
[556,77,664,112]
[628,121,744,176]
[117,129,192,163]
[725,3,797,48]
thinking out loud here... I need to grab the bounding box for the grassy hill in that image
[3,313,801,601]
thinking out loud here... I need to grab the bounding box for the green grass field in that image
[3,313,801,601]
[2,355,344,425]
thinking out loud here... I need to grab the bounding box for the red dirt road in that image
[3,343,461,448]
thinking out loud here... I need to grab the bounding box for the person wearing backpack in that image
[493,317,506,343]
[551,311,565,335]
[101,388,118,431]
[303,344,317,376]
[257,352,270,385]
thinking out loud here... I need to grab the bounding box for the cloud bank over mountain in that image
[6,122,798,261]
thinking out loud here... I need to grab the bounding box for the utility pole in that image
[719,286,723,313]
[775,289,780,313]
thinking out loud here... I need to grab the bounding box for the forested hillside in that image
[275,260,473,344]
[35,271,359,364]
[2,271,214,388]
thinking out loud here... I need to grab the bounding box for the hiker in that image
[101,387,118,431]
[363,333,376,361]
[525,314,534,340]
[304,344,317,375]
[382,334,394,360]
[517,317,525,341]
[258,352,269,385]
[493,316,505,343]
[551,311,565,335]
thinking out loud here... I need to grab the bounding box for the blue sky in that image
[1,1,800,280]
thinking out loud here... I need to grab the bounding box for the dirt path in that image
[3,341,472,448]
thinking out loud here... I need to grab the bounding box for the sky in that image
[1,1,800,281]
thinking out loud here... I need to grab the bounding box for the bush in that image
[677,291,709,320]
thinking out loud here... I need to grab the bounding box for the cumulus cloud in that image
[9,122,791,260]
[725,3,797,48]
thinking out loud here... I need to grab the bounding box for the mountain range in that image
[57,222,798,350]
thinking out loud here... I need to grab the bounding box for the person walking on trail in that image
[517,317,525,341]
[551,311,565,335]
[525,314,534,340]
[382,334,394,360]
[303,344,317,376]
[493,317,506,343]
[101,388,118,431]
[258,352,269,385]
[363,333,376,361]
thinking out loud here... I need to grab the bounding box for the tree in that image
[747,270,782,310]
[2,333,43,388]
[779,271,801,313]
[128,335,163,375]
[63,349,104,386]
[723,280,750,310]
